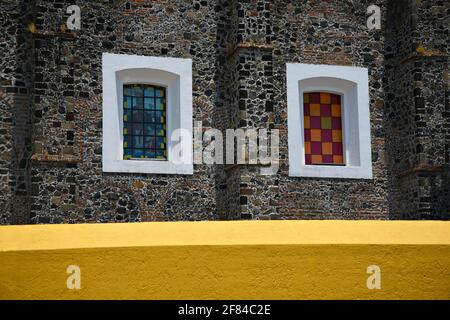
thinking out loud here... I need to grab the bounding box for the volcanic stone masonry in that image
[0,0,448,224]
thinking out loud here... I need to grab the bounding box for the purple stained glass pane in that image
[320,104,331,117]
[310,117,321,129]
[305,154,312,165]
[331,117,342,130]
[321,129,332,142]
[331,94,341,104]
[304,129,311,142]
[322,155,334,163]
[304,104,310,116]
[310,93,320,103]
[333,142,343,155]
[311,142,322,155]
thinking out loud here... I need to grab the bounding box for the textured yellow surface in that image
[1,221,449,300]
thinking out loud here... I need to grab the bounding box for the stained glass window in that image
[123,84,167,160]
[303,92,344,165]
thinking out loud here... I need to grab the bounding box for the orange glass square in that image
[304,116,310,129]
[320,93,331,104]
[333,155,344,164]
[311,129,321,142]
[311,155,323,164]
[322,142,333,155]
[305,141,311,154]
[310,104,321,116]
[332,130,342,142]
[332,104,341,117]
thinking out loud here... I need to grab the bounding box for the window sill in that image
[289,164,373,180]
[103,160,193,175]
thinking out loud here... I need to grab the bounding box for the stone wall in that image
[28,0,222,223]
[0,0,34,224]
[0,0,448,224]
[384,0,449,219]
[220,0,392,220]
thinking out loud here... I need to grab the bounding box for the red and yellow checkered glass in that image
[303,92,344,165]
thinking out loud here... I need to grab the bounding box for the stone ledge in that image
[398,164,449,178]
[32,29,77,40]
[400,52,448,65]
[30,153,82,164]
[227,42,274,57]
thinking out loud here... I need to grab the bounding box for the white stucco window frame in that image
[287,63,372,179]
[102,53,193,175]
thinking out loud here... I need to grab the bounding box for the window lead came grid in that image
[123,84,167,160]
[303,92,344,166]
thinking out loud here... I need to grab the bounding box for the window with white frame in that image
[102,53,193,175]
[286,63,372,179]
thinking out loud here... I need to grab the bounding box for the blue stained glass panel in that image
[133,136,144,149]
[132,85,143,97]
[132,110,144,122]
[144,111,155,123]
[123,84,167,160]
[132,97,143,109]
[144,87,155,97]
[133,149,144,158]
[144,125,155,136]
[132,123,143,135]
[144,98,154,110]
[155,98,165,110]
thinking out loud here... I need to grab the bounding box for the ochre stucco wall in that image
[1,221,449,299]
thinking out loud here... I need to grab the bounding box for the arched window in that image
[303,92,344,166]
[123,84,167,160]
[287,63,372,179]
[102,53,193,175]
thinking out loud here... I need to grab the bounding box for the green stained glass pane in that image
[155,124,165,136]
[321,117,332,129]
[123,109,132,122]
[155,89,164,98]
[124,136,133,148]
[155,98,165,111]
[124,123,132,135]
[124,96,132,109]
[124,149,133,160]
[155,111,165,123]
[156,137,165,148]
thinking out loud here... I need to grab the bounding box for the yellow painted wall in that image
[1,221,449,300]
